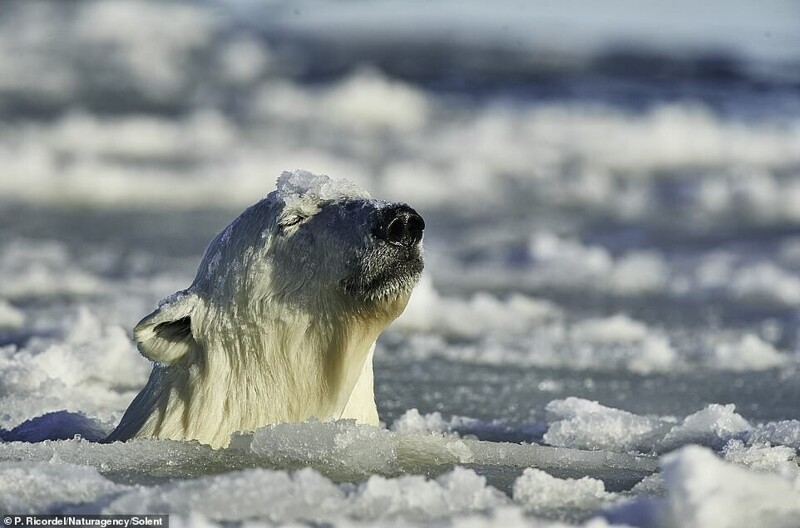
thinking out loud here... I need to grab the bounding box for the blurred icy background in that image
[1,1,800,526]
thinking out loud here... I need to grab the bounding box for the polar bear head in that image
[108,170,424,447]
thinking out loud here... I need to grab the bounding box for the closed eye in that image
[279,215,307,230]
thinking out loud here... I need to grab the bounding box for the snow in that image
[541,398,789,457]
[48,111,236,161]
[397,276,562,338]
[722,441,798,475]
[347,468,507,522]
[390,408,466,436]
[274,169,371,208]
[659,404,752,452]
[218,36,274,85]
[748,420,800,450]
[105,467,346,522]
[710,334,787,371]
[0,458,632,526]
[0,300,25,329]
[390,312,680,374]
[730,262,800,306]
[243,420,411,477]
[389,278,799,374]
[0,308,149,429]
[255,68,431,132]
[0,462,125,514]
[660,446,800,528]
[1,403,799,525]
[528,233,615,288]
[1,1,800,525]
[543,398,664,452]
[608,251,670,295]
[104,466,508,524]
[570,315,651,345]
[0,240,106,299]
[513,469,616,517]
[75,2,217,100]
[2,69,799,216]
[521,234,673,296]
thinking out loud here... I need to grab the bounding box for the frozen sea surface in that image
[1,1,800,526]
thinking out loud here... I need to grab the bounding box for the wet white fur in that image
[108,173,415,448]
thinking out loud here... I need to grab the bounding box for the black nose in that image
[375,204,425,247]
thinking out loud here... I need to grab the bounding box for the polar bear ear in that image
[133,293,200,365]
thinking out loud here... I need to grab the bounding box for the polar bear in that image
[106,170,424,448]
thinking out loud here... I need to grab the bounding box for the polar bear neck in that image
[129,299,393,449]
[204,307,384,421]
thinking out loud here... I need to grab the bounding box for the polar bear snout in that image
[374,204,425,248]
[339,201,425,302]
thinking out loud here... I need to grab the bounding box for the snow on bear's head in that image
[108,170,425,448]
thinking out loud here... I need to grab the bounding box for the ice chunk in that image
[0,436,238,480]
[543,400,761,456]
[608,251,669,294]
[0,239,105,299]
[392,313,678,374]
[242,420,658,485]
[218,37,273,85]
[396,275,562,338]
[628,336,680,375]
[255,68,430,132]
[749,420,800,450]
[49,111,235,161]
[105,467,346,522]
[661,446,800,528]
[522,232,672,295]
[0,307,150,428]
[0,417,660,523]
[529,232,614,287]
[0,462,125,514]
[659,404,751,451]
[391,408,458,436]
[0,418,657,484]
[571,315,651,344]
[570,315,677,374]
[242,420,401,477]
[318,68,431,132]
[710,334,787,371]
[628,473,665,496]
[0,300,25,329]
[730,262,800,306]
[513,468,616,517]
[272,169,372,221]
[351,467,508,521]
[415,309,793,374]
[389,409,536,444]
[449,507,534,528]
[106,465,507,523]
[276,169,369,202]
[77,1,217,99]
[722,440,798,475]
[543,398,670,453]
[242,420,481,479]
